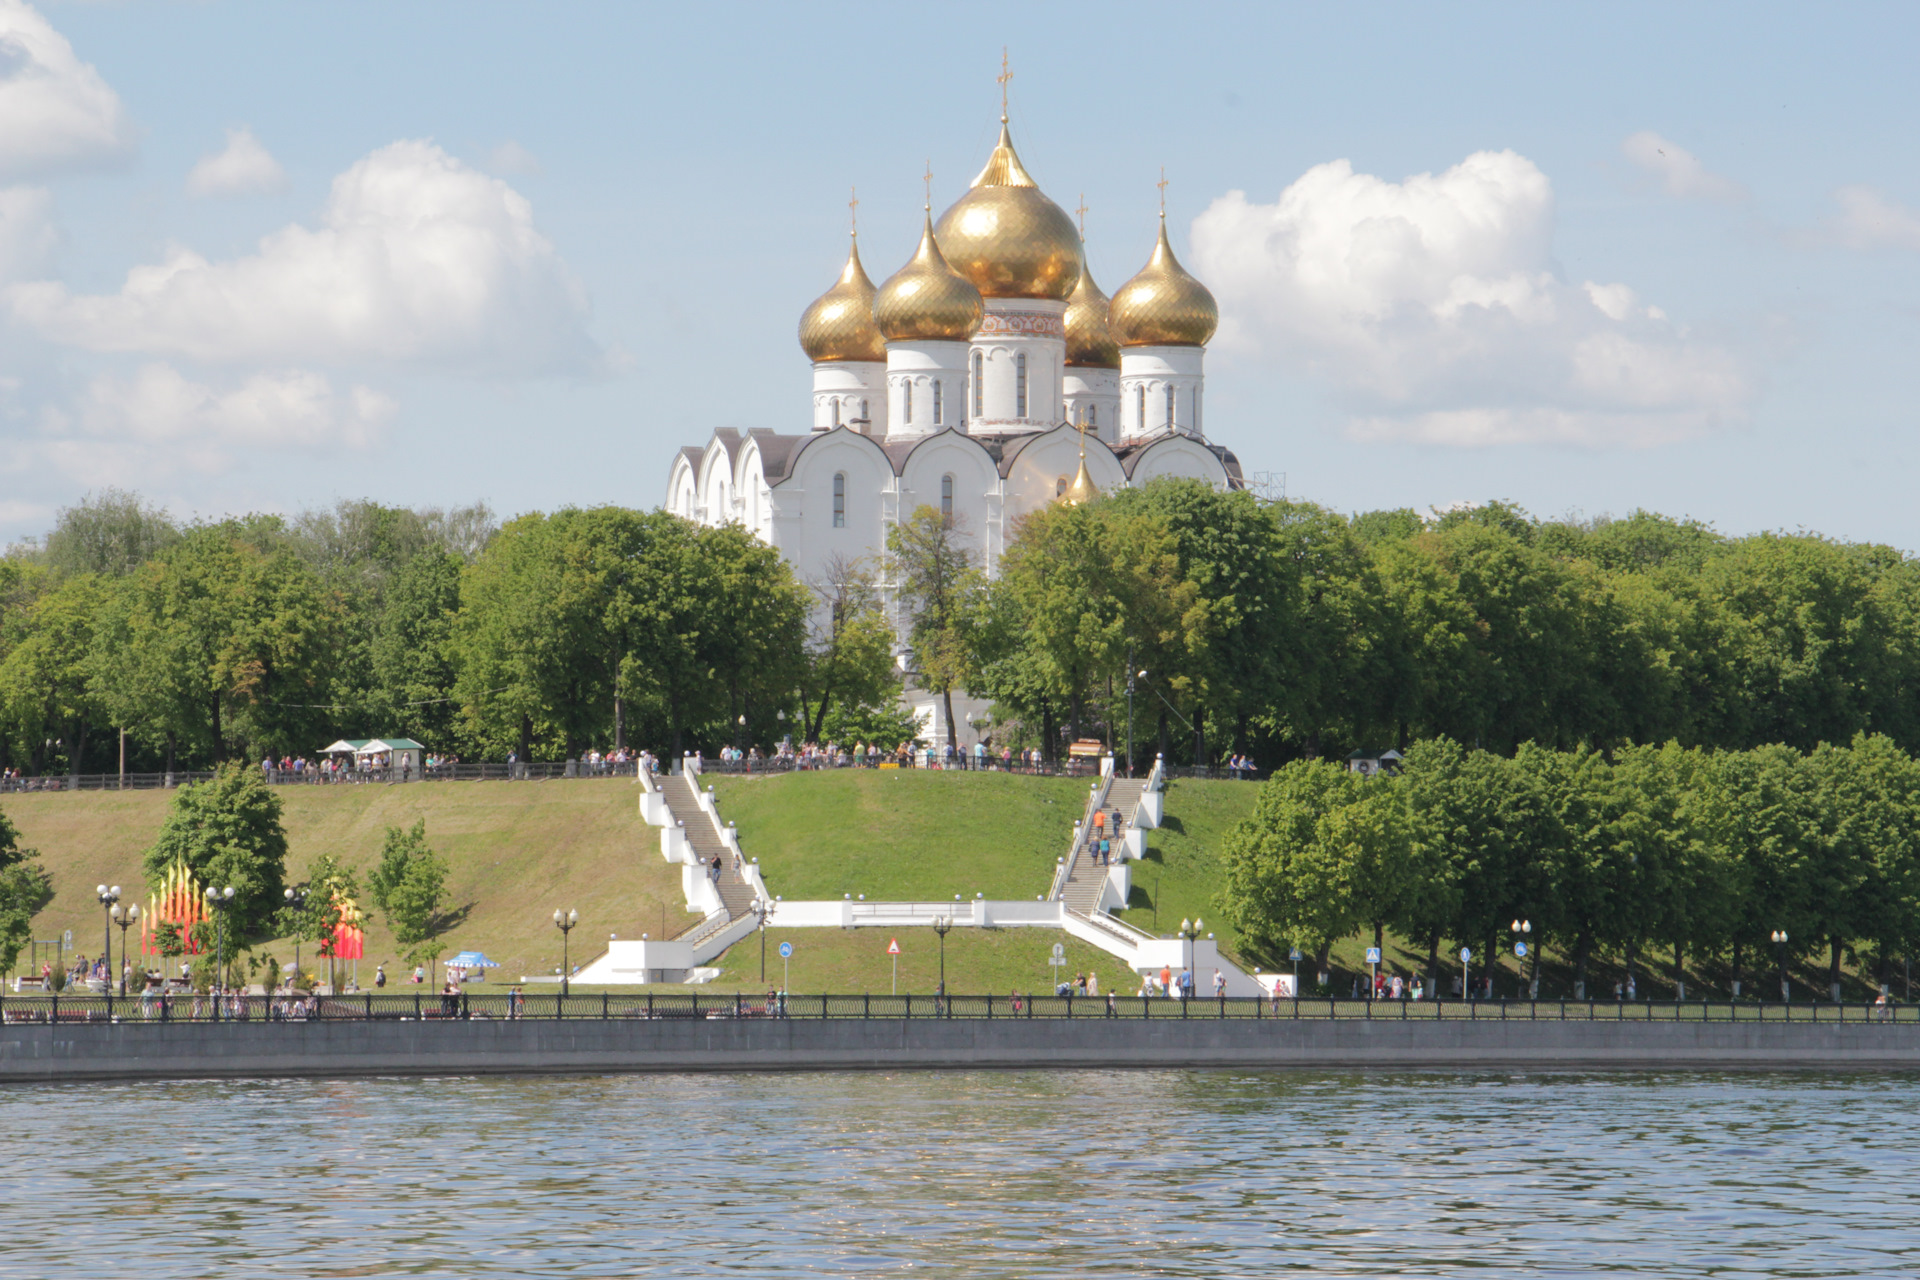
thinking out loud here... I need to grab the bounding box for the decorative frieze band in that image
[975,310,1065,338]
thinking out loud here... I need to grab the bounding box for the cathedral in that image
[665,93,1244,741]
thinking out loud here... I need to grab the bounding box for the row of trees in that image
[0,493,863,772]
[1220,735,1920,1000]
[11,479,1920,770]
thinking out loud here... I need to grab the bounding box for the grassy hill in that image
[707,768,1091,901]
[2,769,1265,993]
[4,780,683,984]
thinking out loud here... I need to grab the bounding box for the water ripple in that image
[1,1070,1917,1278]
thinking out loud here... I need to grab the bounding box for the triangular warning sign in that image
[887,938,901,955]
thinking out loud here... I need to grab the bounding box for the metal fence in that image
[5,991,1915,1025]
[0,761,641,793]
[698,757,1106,778]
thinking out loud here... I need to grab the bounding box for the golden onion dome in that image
[798,236,885,363]
[1109,216,1219,347]
[932,120,1082,301]
[1061,425,1098,505]
[1063,249,1120,369]
[874,210,984,343]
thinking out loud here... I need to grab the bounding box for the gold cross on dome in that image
[998,48,1012,120]
[1076,194,1088,236]
[1157,168,1168,217]
[849,186,859,236]
[923,160,933,211]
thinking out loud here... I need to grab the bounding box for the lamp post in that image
[736,713,747,762]
[284,886,309,989]
[754,898,770,981]
[1460,946,1472,1003]
[203,885,235,1005]
[1771,929,1790,1004]
[111,902,139,995]
[1289,946,1302,998]
[1178,918,1202,998]
[96,885,119,989]
[933,913,952,1005]
[553,908,579,995]
[1510,919,1532,999]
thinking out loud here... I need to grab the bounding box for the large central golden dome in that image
[1109,216,1219,347]
[932,120,1082,301]
[1063,246,1120,369]
[874,210,984,343]
[798,236,885,363]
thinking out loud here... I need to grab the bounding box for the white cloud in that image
[1190,150,1749,447]
[1828,185,1920,251]
[1621,131,1746,203]
[66,362,392,449]
[0,184,55,282]
[186,126,288,198]
[487,139,542,176]
[9,139,598,375]
[0,0,135,178]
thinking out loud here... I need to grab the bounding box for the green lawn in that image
[3,780,685,984]
[707,768,1089,901]
[1111,777,1261,960]
[701,925,1138,995]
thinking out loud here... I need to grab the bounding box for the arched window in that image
[858,398,869,425]
[1087,404,1097,429]
[1015,352,1028,417]
[941,474,954,524]
[831,398,841,428]
[1055,475,1067,497]
[1136,385,1146,433]
[971,350,983,418]
[933,378,943,426]
[833,472,846,528]
[1165,384,1176,430]
[901,378,912,425]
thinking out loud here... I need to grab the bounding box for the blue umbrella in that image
[446,951,500,969]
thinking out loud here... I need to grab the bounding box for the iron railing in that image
[4,991,1916,1025]
[3,761,642,792]
[698,756,1106,778]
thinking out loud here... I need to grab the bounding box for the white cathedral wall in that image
[666,455,699,521]
[1127,435,1232,490]
[897,433,1001,574]
[697,443,736,526]
[812,361,887,435]
[969,299,1066,435]
[1062,366,1121,444]
[884,340,969,439]
[1120,345,1205,440]
[1002,426,1128,529]
[769,430,899,613]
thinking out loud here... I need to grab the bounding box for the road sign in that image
[887,938,900,955]
[1460,947,1472,962]
[778,942,793,959]
[1514,941,1528,959]
[1365,946,1381,965]
[1289,947,1303,962]
[1052,942,1065,959]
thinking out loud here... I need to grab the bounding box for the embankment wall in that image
[4,1017,1918,1082]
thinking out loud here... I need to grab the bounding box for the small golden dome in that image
[1109,216,1219,347]
[798,236,885,363]
[1063,249,1120,369]
[1061,424,1098,505]
[874,211,984,343]
[933,120,1083,301]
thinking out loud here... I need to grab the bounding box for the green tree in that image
[43,488,180,578]
[366,819,452,982]
[141,763,289,938]
[888,505,987,754]
[0,573,106,774]
[1218,759,1368,972]
[796,554,898,744]
[288,851,368,992]
[0,806,51,976]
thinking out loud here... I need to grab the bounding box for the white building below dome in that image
[663,105,1257,746]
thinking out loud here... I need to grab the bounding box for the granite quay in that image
[4,994,1920,1082]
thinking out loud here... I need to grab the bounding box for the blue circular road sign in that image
[778,942,793,959]
[1514,941,1528,959]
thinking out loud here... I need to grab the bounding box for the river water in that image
[2,1069,1913,1278]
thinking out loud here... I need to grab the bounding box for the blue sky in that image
[4,1,1919,546]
